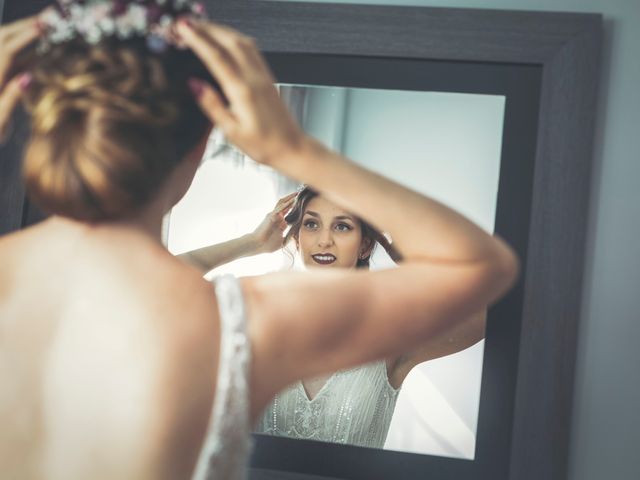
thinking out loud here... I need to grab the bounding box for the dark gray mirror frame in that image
[0,2,602,480]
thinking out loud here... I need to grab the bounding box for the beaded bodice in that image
[255,361,400,449]
[192,275,252,480]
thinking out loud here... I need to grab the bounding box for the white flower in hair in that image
[115,4,145,39]
[38,0,208,53]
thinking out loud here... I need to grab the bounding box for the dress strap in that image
[192,274,253,480]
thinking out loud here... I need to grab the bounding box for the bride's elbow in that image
[487,238,520,296]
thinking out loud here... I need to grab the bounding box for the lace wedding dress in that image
[255,360,400,449]
[192,275,253,480]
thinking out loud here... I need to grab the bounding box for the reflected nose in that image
[317,228,334,248]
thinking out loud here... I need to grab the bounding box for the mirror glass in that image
[165,84,506,459]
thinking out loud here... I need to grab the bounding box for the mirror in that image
[166,83,506,460]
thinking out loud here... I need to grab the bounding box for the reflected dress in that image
[255,360,400,449]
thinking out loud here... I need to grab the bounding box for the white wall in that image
[275,0,640,478]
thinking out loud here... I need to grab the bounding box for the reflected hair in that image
[283,186,402,269]
[18,36,222,222]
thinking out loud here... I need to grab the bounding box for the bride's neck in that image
[45,177,172,245]
[104,159,195,243]
[110,209,165,243]
[49,155,199,245]
[48,201,166,246]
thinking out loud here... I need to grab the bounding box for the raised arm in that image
[240,143,517,410]
[176,19,519,416]
[177,192,295,272]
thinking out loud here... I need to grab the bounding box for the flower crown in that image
[38,0,208,53]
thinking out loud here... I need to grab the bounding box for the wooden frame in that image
[0,1,602,480]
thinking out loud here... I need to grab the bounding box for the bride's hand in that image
[0,15,41,143]
[176,18,308,166]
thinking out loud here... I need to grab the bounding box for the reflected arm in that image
[387,310,487,388]
[177,234,262,274]
[176,193,294,273]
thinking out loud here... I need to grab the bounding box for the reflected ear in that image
[359,237,374,259]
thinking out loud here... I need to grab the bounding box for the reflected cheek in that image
[336,239,361,267]
[298,234,313,256]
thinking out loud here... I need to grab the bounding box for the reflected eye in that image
[335,223,353,232]
[303,220,318,230]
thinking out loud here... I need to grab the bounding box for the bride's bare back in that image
[0,219,220,479]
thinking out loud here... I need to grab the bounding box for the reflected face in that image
[297,197,364,270]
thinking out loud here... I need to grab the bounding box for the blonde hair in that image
[20,37,214,221]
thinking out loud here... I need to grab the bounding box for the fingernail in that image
[188,78,204,98]
[19,73,32,91]
[193,3,207,15]
[178,17,193,29]
[37,7,55,32]
[35,18,47,34]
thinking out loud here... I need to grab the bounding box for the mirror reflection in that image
[166,84,505,459]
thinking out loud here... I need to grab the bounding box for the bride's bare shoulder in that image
[0,220,219,320]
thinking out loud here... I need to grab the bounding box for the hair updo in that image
[283,186,403,269]
[20,36,218,222]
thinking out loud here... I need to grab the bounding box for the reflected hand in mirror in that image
[252,192,297,254]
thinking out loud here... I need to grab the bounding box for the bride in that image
[0,2,518,479]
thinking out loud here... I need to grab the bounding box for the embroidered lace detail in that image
[255,361,400,449]
[192,275,253,480]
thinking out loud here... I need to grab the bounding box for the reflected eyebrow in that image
[304,211,356,223]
